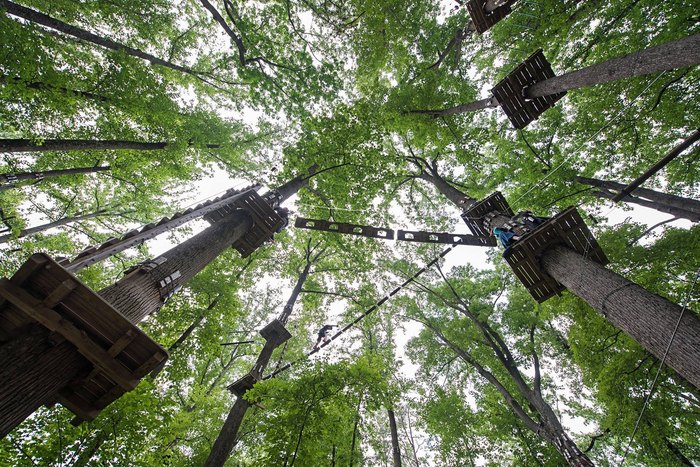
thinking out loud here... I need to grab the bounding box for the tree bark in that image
[0,139,223,153]
[413,34,700,117]
[576,176,700,221]
[0,165,110,188]
[388,409,402,467]
[542,245,700,389]
[0,326,90,438]
[1,1,208,79]
[0,210,110,244]
[203,398,250,467]
[99,210,252,323]
[525,33,700,98]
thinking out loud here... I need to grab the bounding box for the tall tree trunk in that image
[0,165,110,189]
[387,409,402,467]
[202,398,250,467]
[542,245,700,389]
[0,139,222,153]
[99,210,252,322]
[0,209,109,244]
[349,395,363,467]
[525,33,700,98]
[414,34,700,117]
[576,176,700,221]
[0,172,309,438]
[0,74,109,102]
[72,430,108,467]
[1,1,208,79]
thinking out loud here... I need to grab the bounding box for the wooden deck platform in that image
[205,190,286,258]
[491,50,566,129]
[228,372,258,398]
[466,0,514,33]
[0,254,167,424]
[461,192,514,237]
[504,207,608,302]
[259,319,292,346]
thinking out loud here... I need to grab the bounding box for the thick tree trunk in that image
[99,210,252,323]
[525,34,700,98]
[0,165,110,187]
[415,34,700,117]
[1,1,206,79]
[388,409,403,467]
[203,398,250,467]
[0,210,252,438]
[420,173,476,208]
[0,210,109,244]
[576,176,700,221]
[542,245,700,389]
[0,326,90,438]
[0,139,223,153]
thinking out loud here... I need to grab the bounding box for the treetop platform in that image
[466,0,515,34]
[228,372,258,398]
[0,254,167,424]
[491,49,566,129]
[504,207,609,302]
[259,319,292,346]
[461,191,514,237]
[205,190,286,258]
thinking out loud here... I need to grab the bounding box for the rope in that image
[263,245,456,380]
[618,270,699,466]
[513,71,668,206]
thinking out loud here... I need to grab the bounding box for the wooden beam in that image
[0,279,139,390]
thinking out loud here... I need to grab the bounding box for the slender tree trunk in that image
[203,398,250,467]
[0,74,109,102]
[415,34,700,117]
[0,165,110,188]
[204,245,317,467]
[0,139,222,153]
[72,430,108,467]
[1,0,208,79]
[387,409,402,467]
[0,209,109,244]
[349,395,363,467]
[542,245,700,389]
[576,176,700,221]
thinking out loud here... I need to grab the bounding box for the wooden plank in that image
[57,392,100,422]
[132,351,167,379]
[43,279,77,308]
[107,330,136,358]
[0,279,139,390]
[9,254,48,286]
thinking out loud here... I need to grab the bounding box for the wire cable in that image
[618,270,699,466]
[263,245,456,380]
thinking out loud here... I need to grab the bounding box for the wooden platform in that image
[491,49,566,129]
[0,254,168,424]
[504,207,608,302]
[228,372,258,398]
[259,319,292,346]
[466,0,514,33]
[205,190,286,258]
[461,192,514,237]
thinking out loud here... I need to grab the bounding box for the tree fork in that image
[542,245,700,389]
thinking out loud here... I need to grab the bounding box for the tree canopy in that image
[1,0,698,465]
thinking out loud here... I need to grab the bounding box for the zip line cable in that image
[513,71,668,206]
[618,270,699,466]
[263,245,456,380]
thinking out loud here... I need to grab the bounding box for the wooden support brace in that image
[0,279,139,390]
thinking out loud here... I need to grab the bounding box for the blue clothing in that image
[493,227,516,248]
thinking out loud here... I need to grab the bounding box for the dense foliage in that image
[1,0,698,465]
